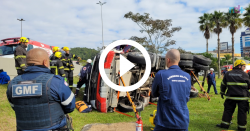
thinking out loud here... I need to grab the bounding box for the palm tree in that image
[224,9,243,64]
[243,4,250,28]
[224,54,232,65]
[211,11,227,78]
[198,13,214,53]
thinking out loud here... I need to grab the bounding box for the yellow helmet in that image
[55,52,62,58]
[19,37,29,43]
[63,47,70,51]
[52,46,60,52]
[234,60,246,67]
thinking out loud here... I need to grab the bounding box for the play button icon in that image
[120,54,135,77]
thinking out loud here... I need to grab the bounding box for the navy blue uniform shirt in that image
[207,72,216,83]
[152,65,191,129]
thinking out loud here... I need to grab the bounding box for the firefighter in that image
[50,46,60,61]
[6,48,75,130]
[61,47,81,90]
[14,37,28,75]
[50,51,66,78]
[75,59,92,100]
[216,60,250,131]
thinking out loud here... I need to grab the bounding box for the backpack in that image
[75,101,92,113]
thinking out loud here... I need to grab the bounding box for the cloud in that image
[0,0,249,54]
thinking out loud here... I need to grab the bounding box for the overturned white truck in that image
[85,51,211,113]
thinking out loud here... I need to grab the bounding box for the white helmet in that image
[210,68,214,71]
[87,59,92,63]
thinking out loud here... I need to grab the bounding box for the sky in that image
[0,0,250,53]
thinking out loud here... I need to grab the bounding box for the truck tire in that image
[193,62,209,70]
[180,54,193,60]
[193,55,212,66]
[127,52,156,68]
[179,60,193,68]
[117,99,144,112]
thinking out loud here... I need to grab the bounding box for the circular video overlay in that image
[99,40,151,92]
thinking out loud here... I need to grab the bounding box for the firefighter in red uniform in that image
[14,37,29,75]
[216,60,250,131]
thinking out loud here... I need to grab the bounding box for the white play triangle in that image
[120,54,135,76]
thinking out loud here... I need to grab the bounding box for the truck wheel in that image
[193,55,212,66]
[117,99,144,112]
[179,60,193,68]
[193,62,209,70]
[180,54,193,60]
[127,52,156,68]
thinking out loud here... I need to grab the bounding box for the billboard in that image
[220,42,228,50]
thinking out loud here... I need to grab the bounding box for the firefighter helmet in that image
[19,37,29,43]
[52,46,60,52]
[234,60,246,67]
[63,47,70,51]
[55,52,62,58]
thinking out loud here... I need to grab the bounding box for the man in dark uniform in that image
[75,59,92,101]
[61,46,81,90]
[6,48,75,131]
[14,37,29,75]
[50,51,66,78]
[216,60,250,131]
[207,68,218,94]
[152,49,191,131]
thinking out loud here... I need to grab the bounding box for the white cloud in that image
[0,0,249,53]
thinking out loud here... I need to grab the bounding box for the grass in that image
[1,76,250,131]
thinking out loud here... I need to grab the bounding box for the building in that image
[240,28,250,57]
[213,42,232,53]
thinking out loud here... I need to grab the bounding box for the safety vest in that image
[8,73,65,130]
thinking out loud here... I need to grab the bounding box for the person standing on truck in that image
[61,47,81,90]
[14,37,29,75]
[152,49,191,131]
[6,48,75,130]
[216,60,250,131]
[207,68,218,94]
[50,46,60,61]
[75,59,92,101]
[50,52,66,78]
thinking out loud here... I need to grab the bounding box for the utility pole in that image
[17,18,25,37]
[97,1,106,47]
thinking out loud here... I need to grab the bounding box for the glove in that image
[70,64,74,67]
[78,57,82,61]
[64,78,67,82]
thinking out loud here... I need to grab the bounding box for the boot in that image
[216,124,229,129]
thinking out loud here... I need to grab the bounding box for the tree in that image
[243,4,250,28]
[211,11,227,78]
[198,13,214,53]
[176,47,192,54]
[224,54,232,65]
[124,12,181,54]
[224,9,243,64]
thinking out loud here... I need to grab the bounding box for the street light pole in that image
[17,18,25,37]
[97,1,106,47]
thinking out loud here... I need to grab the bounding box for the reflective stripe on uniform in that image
[61,59,66,61]
[15,55,26,59]
[76,88,80,90]
[50,66,58,75]
[61,92,74,106]
[238,125,247,128]
[9,101,14,107]
[221,121,230,125]
[69,85,73,87]
[20,64,26,67]
[70,68,74,70]
[221,81,225,85]
[73,54,75,58]
[16,67,21,69]
[62,74,65,77]
[225,96,250,100]
[64,68,70,70]
[227,82,247,86]
[59,66,64,69]
[50,66,57,69]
